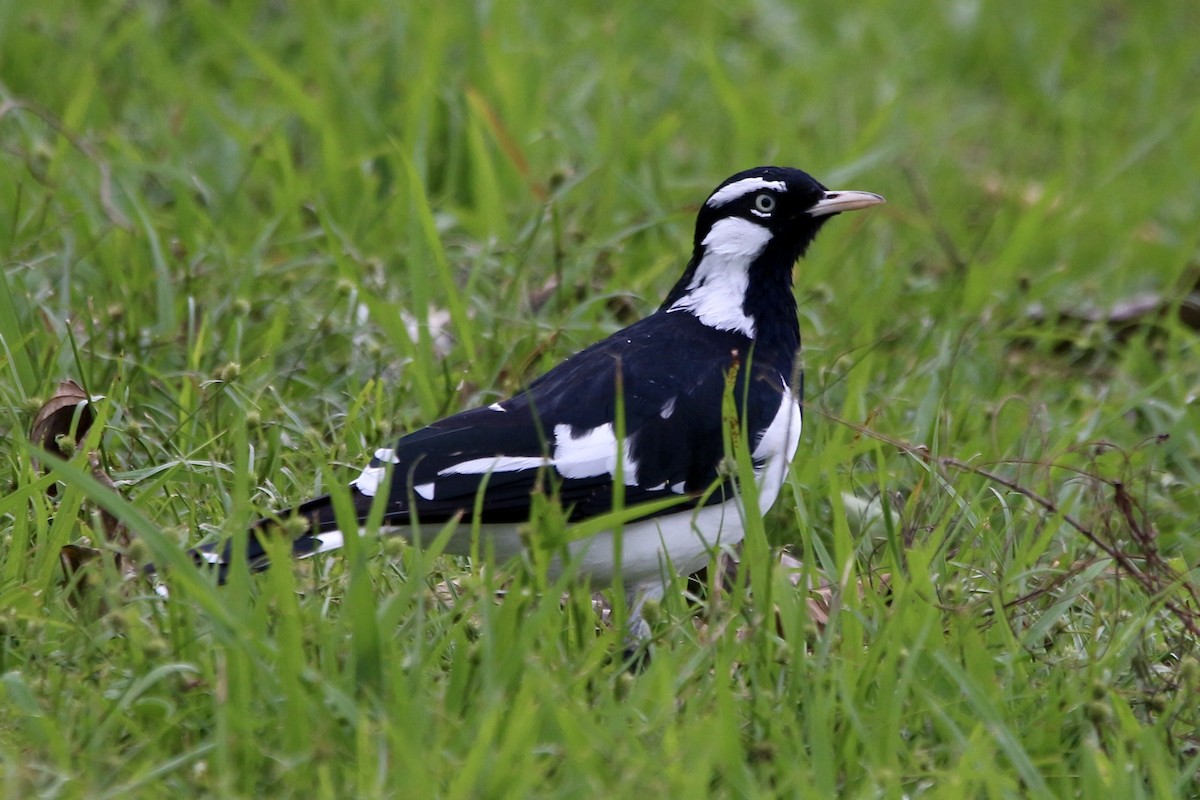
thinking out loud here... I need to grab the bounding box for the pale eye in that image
[754,193,776,214]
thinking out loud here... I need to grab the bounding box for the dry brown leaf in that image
[30,379,95,462]
[59,543,103,574]
[30,379,139,585]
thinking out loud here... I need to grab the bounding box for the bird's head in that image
[692,166,884,262]
[662,166,884,343]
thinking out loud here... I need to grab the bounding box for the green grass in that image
[3,0,1200,796]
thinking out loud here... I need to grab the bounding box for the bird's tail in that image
[152,491,372,585]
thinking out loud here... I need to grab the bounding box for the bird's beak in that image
[807,190,886,218]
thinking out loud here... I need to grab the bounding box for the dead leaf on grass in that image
[30,379,95,468]
[30,379,135,583]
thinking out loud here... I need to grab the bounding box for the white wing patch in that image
[488,402,506,412]
[667,217,771,337]
[352,449,404,497]
[355,421,649,502]
[353,465,388,497]
[374,448,401,463]
[438,456,552,476]
[706,177,787,208]
[552,423,639,484]
[311,530,345,555]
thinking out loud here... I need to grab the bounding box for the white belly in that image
[413,498,745,589]
[318,497,747,592]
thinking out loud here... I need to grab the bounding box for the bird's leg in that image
[621,581,666,668]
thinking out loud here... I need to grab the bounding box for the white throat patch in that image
[667,217,771,337]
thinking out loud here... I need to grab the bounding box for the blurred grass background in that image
[2,0,1199,796]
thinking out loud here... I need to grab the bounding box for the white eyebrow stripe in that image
[705,178,787,208]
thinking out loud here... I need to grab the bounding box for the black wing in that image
[328,310,792,532]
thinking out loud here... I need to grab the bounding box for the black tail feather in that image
[149,491,375,585]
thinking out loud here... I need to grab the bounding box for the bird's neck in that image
[743,239,802,367]
[659,224,803,372]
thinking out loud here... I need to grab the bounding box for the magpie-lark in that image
[184,166,883,647]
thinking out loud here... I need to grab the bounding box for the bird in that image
[182,166,884,652]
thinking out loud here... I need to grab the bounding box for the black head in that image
[692,166,884,262]
[660,167,883,356]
